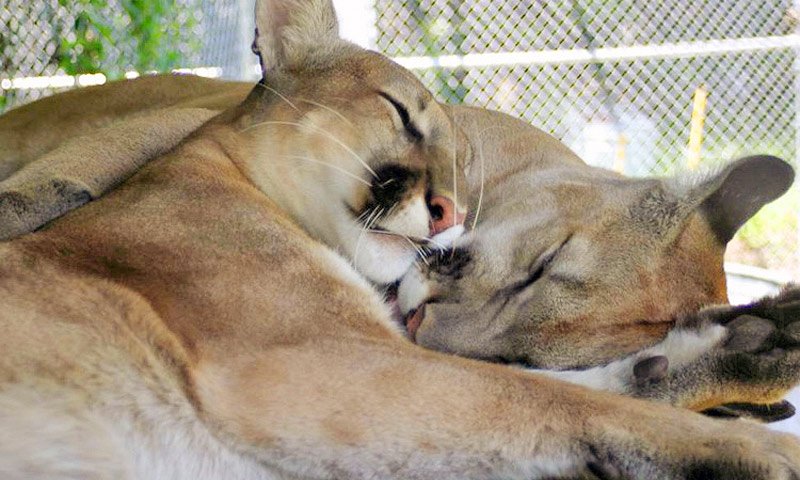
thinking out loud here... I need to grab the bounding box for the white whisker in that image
[255,83,300,112]
[368,208,384,231]
[471,131,487,231]
[413,247,430,266]
[242,120,378,179]
[470,125,501,230]
[417,235,447,251]
[378,228,446,251]
[406,236,430,266]
[451,119,459,227]
[356,208,372,224]
[365,207,382,229]
[353,207,380,266]
[276,154,371,186]
[298,98,354,127]
[363,228,430,266]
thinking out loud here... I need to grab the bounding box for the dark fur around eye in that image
[370,164,420,210]
[429,247,472,279]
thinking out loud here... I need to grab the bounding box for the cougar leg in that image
[195,339,590,479]
[194,337,800,480]
[0,107,216,240]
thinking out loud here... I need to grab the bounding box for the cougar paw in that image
[628,286,800,421]
[712,286,800,393]
[0,178,91,240]
[720,286,800,354]
[712,287,800,418]
[582,416,800,480]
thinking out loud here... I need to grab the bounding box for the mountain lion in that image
[2,75,798,420]
[1,1,799,477]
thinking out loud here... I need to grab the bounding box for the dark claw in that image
[633,355,669,385]
[702,400,796,423]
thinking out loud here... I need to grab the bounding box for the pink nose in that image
[428,195,466,235]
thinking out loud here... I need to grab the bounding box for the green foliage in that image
[57,0,111,74]
[120,0,188,73]
[405,0,467,104]
[739,186,799,250]
[55,0,197,78]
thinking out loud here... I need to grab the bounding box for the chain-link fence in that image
[0,0,251,109]
[375,0,800,280]
[2,0,799,279]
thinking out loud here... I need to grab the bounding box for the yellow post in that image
[613,133,628,174]
[687,85,708,171]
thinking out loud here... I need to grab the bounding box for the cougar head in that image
[234,0,469,284]
[398,107,794,369]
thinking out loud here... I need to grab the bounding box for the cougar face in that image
[233,0,469,285]
[397,107,794,369]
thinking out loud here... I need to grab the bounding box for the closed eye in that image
[509,235,573,293]
[514,250,556,292]
[378,92,424,142]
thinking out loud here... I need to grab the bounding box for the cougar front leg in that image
[539,286,800,422]
[632,286,800,419]
[0,108,215,240]
[195,338,800,479]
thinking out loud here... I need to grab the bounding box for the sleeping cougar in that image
[2,74,798,421]
[1,1,800,477]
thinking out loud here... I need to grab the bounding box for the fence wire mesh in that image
[0,0,244,108]
[375,0,800,279]
[1,0,799,278]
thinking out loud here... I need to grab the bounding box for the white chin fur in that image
[351,233,418,284]
[377,197,430,239]
[430,224,465,249]
[397,266,431,315]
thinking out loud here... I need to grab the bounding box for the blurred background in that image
[1,0,799,430]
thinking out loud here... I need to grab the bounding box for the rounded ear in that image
[252,0,341,75]
[698,155,794,243]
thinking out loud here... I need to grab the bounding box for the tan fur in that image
[1,77,798,415]
[0,107,226,239]
[0,74,251,180]
[398,106,791,368]
[0,72,798,416]
[0,1,799,475]
[402,106,723,367]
